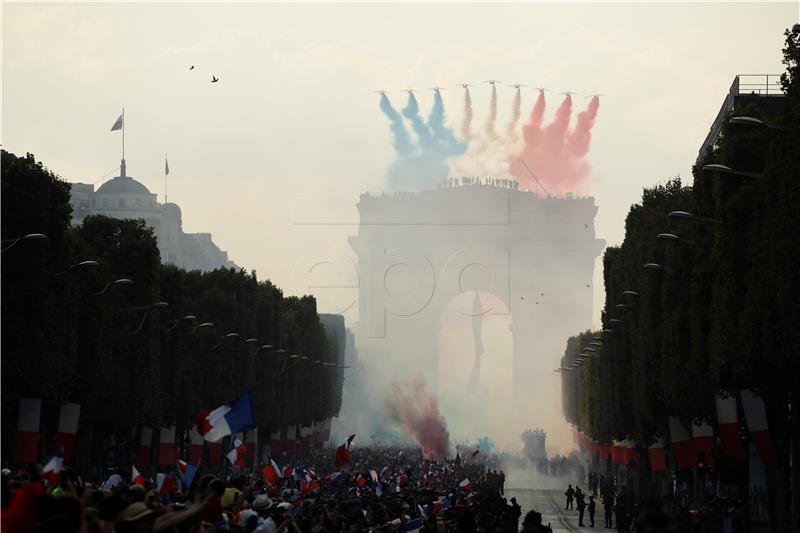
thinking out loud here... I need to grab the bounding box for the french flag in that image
[176,459,187,476]
[669,417,693,469]
[41,454,63,486]
[741,389,777,467]
[691,421,714,469]
[262,458,282,485]
[195,392,256,443]
[458,477,472,491]
[283,463,294,479]
[335,434,355,467]
[131,465,145,486]
[647,437,667,472]
[226,437,247,466]
[715,394,742,457]
[327,471,343,488]
[156,473,175,497]
[181,463,198,489]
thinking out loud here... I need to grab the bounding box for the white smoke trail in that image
[505,87,522,142]
[484,84,498,141]
[461,88,473,141]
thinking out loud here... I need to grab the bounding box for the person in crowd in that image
[521,510,553,533]
[576,489,586,527]
[565,484,575,510]
[587,495,596,528]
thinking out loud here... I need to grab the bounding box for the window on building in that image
[135,198,142,207]
[102,198,109,208]
[119,198,125,208]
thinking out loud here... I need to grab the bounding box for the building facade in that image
[69,160,237,272]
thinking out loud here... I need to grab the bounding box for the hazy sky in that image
[3,1,796,329]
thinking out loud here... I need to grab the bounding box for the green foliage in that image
[1,150,345,464]
[561,28,800,448]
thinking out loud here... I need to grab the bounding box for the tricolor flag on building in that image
[195,392,256,443]
[715,393,742,457]
[647,437,667,472]
[110,112,124,131]
[669,417,693,469]
[741,389,777,467]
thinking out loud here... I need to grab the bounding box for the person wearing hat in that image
[116,502,155,533]
[252,494,279,533]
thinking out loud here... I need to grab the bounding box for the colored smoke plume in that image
[505,87,522,141]
[509,95,600,195]
[385,376,450,459]
[379,94,413,156]
[460,87,473,140]
[484,84,499,140]
[381,92,466,191]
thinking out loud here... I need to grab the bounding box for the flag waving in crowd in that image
[335,434,355,467]
[195,392,256,443]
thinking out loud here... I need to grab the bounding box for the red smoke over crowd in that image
[385,376,449,459]
[508,94,600,195]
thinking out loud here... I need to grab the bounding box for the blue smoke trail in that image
[428,91,468,156]
[379,94,414,156]
[381,92,467,191]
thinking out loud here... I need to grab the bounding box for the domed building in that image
[70,160,237,272]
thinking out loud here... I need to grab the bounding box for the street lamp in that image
[668,211,718,223]
[657,233,693,245]
[52,260,99,276]
[165,315,197,332]
[1,233,47,252]
[92,277,133,296]
[729,116,782,130]
[129,301,170,335]
[190,322,215,334]
[702,163,763,179]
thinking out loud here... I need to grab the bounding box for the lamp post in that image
[669,211,718,223]
[128,301,169,335]
[702,163,763,179]
[728,116,782,131]
[657,233,694,245]
[189,321,214,334]
[92,277,133,296]
[165,315,197,332]
[1,233,47,252]
[52,260,99,276]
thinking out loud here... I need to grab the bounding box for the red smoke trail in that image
[509,95,599,195]
[385,376,449,459]
[521,91,546,149]
[566,96,600,157]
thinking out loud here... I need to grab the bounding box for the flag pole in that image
[122,107,125,161]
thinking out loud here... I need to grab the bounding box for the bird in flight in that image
[211,75,219,83]
[584,223,589,228]
[189,65,195,70]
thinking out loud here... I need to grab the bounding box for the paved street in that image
[505,489,606,533]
